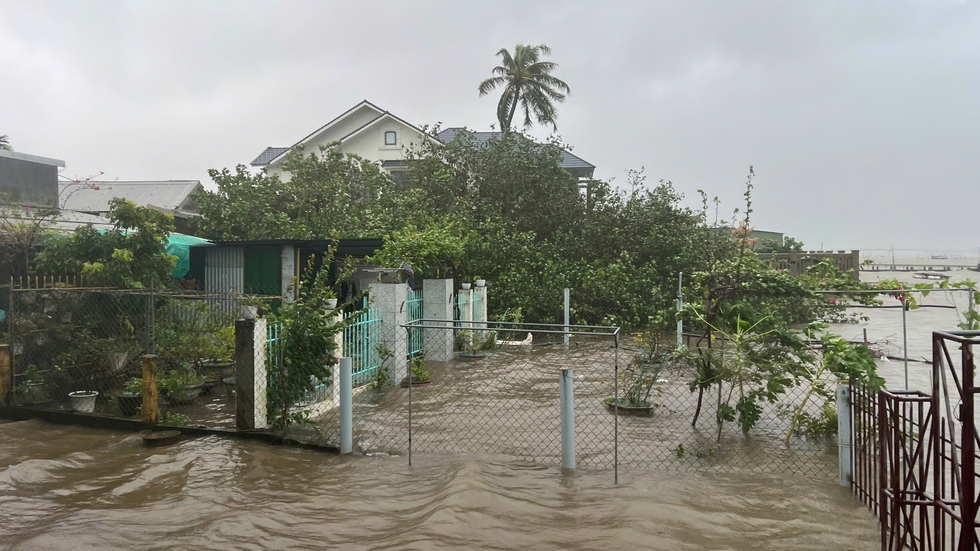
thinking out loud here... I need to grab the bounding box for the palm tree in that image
[0,135,10,151]
[478,44,570,136]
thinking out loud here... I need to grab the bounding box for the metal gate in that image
[851,330,980,550]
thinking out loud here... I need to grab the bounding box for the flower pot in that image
[400,377,433,388]
[461,283,471,290]
[223,376,236,398]
[604,398,655,416]
[165,383,203,405]
[116,392,142,416]
[241,305,258,320]
[458,351,486,361]
[23,382,48,405]
[201,373,221,395]
[326,298,338,309]
[475,279,486,288]
[68,390,99,413]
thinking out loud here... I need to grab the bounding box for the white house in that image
[250,100,595,181]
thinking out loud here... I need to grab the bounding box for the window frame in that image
[384,131,397,146]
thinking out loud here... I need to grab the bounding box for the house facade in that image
[251,100,595,181]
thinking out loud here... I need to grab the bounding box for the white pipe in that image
[837,385,852,487]
[676,272,683,346]
[560,368,575,469]
[340,357,352,454]
[563,288,570,347]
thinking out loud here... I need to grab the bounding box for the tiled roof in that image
[435,128,595,176]
[250,147,290,166]
[59,180,202,213]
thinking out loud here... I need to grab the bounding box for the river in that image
[0,418,879,550]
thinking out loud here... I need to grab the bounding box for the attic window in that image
[384,131,397,146]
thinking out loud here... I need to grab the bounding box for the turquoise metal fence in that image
[343,306,382,387]
[406,289,423,358]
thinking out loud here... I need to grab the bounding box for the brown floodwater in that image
[0,419,879,551]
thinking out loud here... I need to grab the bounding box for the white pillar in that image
[837,385,852,487]
[280,245,296,302]
[563,288,570,347]
[473,285,488,327]
[235,317,268,430]
[560,368,575,469]
[459,287,474,348]
[423,278,454,362]
[339,357,352,454]
[369,281,408,384]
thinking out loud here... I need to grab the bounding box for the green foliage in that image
[478,44,570,134]
[755,235,804,253]
[158,369,204,395]
[124,377,143,395]
[371,343,393,390]
[156,300,235,371]
[35,198,177,288]
[196,146,394,241]
[159,411,190,426]
[266,255,344,430]
[410,356,429,382]
[370,220,469,279]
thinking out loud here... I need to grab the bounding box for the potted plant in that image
[239,295,264,320]
[326,298,339,309]
[17,364,48,405]
[115,377,143,416]
[604,346,669,416]
[159,368,205,405]
[401,355,432,387]
[474,277,486,288]
[461,282,472,290]
[457,330,486,360]
[68,390,99,413]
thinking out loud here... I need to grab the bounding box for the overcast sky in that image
[2,0,978,251]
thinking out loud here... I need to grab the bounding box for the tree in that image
[35,198,177,288]
[0,135,11,151]
[197,145,394,240]
[0,194,59,277]
[478,44,570,135]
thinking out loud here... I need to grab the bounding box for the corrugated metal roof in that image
[59,180,202,213]
[435,128,595,175]
[250,147,290,166]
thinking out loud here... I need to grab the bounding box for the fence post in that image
[560,368,575,469]
[339,357,352,454]
[837,384,852,487]
[331,308,344,406]
[141,354,158,424]
[563,288,570,347]
[422,279,454,362]
[369,282,408,384]
[0,344,11,404]
[235,317,268,430]
[676,272,684,346]
[459,287,474,349]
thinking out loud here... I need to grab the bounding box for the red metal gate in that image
[851,330,980,550]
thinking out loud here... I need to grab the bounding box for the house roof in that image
[199,238,383,257]
[435,128,596,178]
[251,147,290,166]
[0,149,66,167]
[59,180,202,214]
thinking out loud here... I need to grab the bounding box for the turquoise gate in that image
[406,289,423,358]
[343,305,382,387]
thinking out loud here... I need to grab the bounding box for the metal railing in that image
[343,306,382,387]
[406,289,423,358]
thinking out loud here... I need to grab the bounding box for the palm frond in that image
[479,76,506,96]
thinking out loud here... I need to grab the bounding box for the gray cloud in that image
[2,0,978,250]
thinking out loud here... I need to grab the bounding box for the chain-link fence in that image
[4,280,246,429]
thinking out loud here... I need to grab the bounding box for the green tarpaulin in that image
[166,233,213,278]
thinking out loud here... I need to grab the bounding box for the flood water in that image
[0,419,879,550]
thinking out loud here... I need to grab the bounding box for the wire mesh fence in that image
[4,280,247,429]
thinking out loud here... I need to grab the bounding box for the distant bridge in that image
[861,263,980,273]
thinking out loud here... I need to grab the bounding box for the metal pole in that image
[560,368,575,469]
[614,335,619,485]
[902,299,909,390]
[563,288,570,347]
[969,288,976,329]
[339,357,352,454]
[676,272,684,346]
[837,385,852,487]
[408,326,413,467]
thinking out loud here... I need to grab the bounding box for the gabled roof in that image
[250,100,438,167]
[59,180,202,214]
[435,128,596,178]
[0,149,66,167]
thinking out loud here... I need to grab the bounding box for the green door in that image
[243,245,281,296]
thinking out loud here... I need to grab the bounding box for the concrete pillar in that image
[331,308,345,406]
[473,285,488,326]
[459,287,474,349]
[560,368,575,469]
[281,245,296,302]
[235,318,268,430]
[422,279,454,362]
[369,282,408,384]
